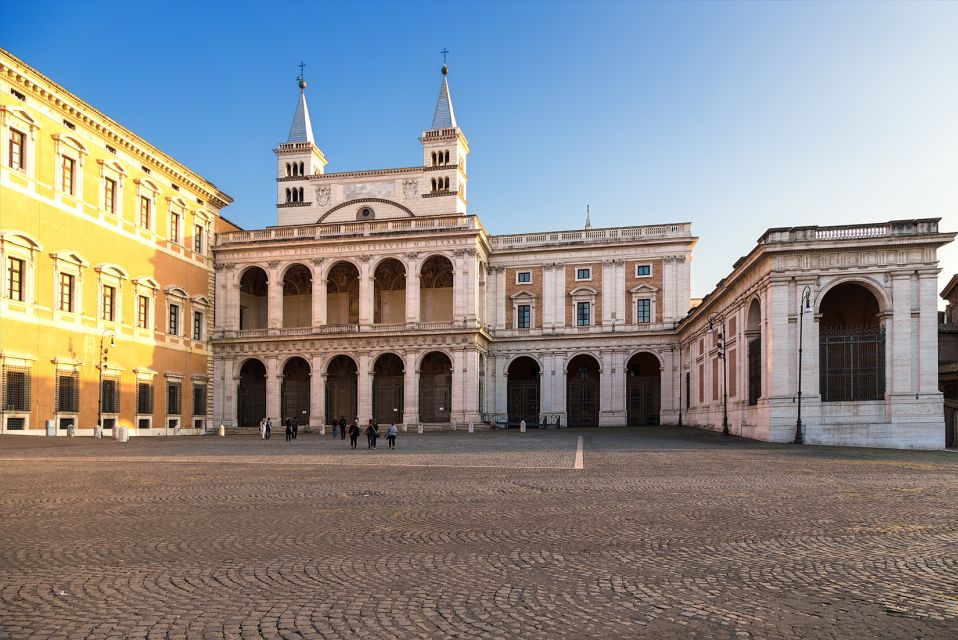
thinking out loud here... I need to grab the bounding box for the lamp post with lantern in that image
[794,286,812,444]
[707,312,729,436]
[97,329,116,432]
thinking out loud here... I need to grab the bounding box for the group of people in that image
[258,416,300,441]
[257,415,398,449]
[332,416,398,449]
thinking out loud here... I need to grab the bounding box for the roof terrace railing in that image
[488,223,691,249]
[758,219,941,244]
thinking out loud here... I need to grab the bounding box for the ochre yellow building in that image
[0,49,236,435]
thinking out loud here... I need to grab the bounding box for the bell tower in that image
[420,59,469,213]
[274,65,327,209]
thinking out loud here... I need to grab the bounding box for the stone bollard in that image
[119,426,129,442]
[94,425,102,439]
[320,425,326,435]
[520,419,527,433]
[67,424,76,437]
[218,424,225,437]
[417,423,424,434]
[402,423,408,433]
[452,423,457,431]
[468,422,475,433]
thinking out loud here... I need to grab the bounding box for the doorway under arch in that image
[567,354,600,427]
[237,359,266,427]
[281,357,310,425]
[819,282,885,402]
[746,299,762,406]
[373,353,404,424]
[507,356,540,427]
[627,352,660,426]
[325,355,358,423]
[419,351,452,422]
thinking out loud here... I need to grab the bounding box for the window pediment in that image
[510,290,537,300]
[164,285,188,299]
[133,277,160,290]
[52,133,87,154]
[95,263,128,279]
[630,283,659,294]
[191,295,212,307]
[50,250,88,267]
[0,230,42,252]
[570,285,597,296]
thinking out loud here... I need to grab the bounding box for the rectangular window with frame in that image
[9,128,25,170]
[102,285,116,321]
[636,298,651,323]
[137,381,154,414]
[575,267,592,281]
[59,273,75,312]
[170,210,181,244]
[137,295,150,329]
[139,196,151,228]
[104,177,117,213]
[516,271,531,284]
[56,371,79,413]
[61,156,75,194]
[576,301,591,327]
[193,310,203,340]
[101,376,120,414]
[192,383,206,416]
[517,304,531,329]
[193,224,203,253]
[636,264,652,277]
[2,365,31,412]
[168,303,180,335]
[167,381,182,415]
[6,257,24,302]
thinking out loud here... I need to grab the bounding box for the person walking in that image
[340,416,347,440]
[332,420,339,439]
[265,418,272,439]
[386,422,397,449]
[285,418,293,442]
[348,421,360,449]
[366,419,380,449]
[259,418,266,440]
[292,416,299,439]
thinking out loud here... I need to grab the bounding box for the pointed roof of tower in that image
[430,65,457,130]
[287,77,315,144]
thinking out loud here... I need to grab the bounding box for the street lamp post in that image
[794,286,812,444]
[97,330,116,431]
[707,312,729,436]
[672,341,683,427]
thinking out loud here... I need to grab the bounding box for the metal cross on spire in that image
[297,61,306,83]
[441,48,449,64]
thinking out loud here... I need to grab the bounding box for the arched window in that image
[285,163,291,177]
[819,282,885,402]
[285,188,291,203]
[299,162,304,175]
[444,150,450,164]
[298,187,304,202]
[431,178,437,191]
[431,152,437,166]
[444,177,450,190]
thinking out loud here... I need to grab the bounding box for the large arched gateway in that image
[507,356,540,427]
[626,352,660,426]
[419,351,452,422]
[281,357,310,424]
[237,359,267,426]
[819,282,885,402]
[567,354,600,427]
[373,353,404,424]
[325,355,358,422]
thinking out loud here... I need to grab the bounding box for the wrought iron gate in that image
[419,375,451,422]
[507,381,539,426]
[282,379,310,424]
[373,376,404,424]
[627,376,660,426]
[567,373,599,427]
[820,327,885,401]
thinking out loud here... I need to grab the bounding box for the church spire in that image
[287,65,315,144]
[430,61,457,130]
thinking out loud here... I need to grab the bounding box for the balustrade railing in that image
[217,215,481,246]
[489,223,689,249]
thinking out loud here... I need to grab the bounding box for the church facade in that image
[211,66,954,449]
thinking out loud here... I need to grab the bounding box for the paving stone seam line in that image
[0,457,577,471]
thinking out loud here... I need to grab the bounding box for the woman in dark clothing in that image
[348,422,360,449]
[285,418,293,442]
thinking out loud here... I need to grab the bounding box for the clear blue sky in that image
[5,0,956,304]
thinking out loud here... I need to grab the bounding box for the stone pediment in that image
[510,290,538,300]
[630,283,659,293]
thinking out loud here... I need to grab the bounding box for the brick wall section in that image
[625,258,663,323]
[566,263,602,326]
[505,266,543,328]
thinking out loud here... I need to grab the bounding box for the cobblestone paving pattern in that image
[1,427,956,639]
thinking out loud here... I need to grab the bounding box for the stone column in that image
[403,351,419,426]
[554,353,568,423]
[265,356,281,423]
[215,356,234,428]
[662,257,676,324]
[660,348,676,424]
[357,352,372,421]
[310,354,325,427]
[453,250,466,323]
[312,260,326,330]
[604,350,626,426]
[358,258,373,326]
[405,254,420,325]
[462,348,481,423]
[493,355,507,417]
[889,273,912,396]
[554,266,566,328]
[494,267,507,330]
[614,259,626,326]
[601,261,614,325]
[267,261,282,329]
[451,348,465,423]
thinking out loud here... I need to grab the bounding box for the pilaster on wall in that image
[312,263,326,329]
[404,351,419,424]
[462,349,480,422]
[310,354,324,427]
[918,273,940,395]
[267,263,282,329]
[766,282,789,399]
[493,356,507,415]
[494,267,506,330]
[451,349,465,423]
[890,273,913,397]
[358,259,373,325]
[357,353,371,420]
[265,356,281,422]
[405,255,421,324]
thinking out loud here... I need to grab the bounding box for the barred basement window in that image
[167,381,182,415]
[56,371,79,413]
[3,365,31,411]
[7,417,25,430]
[101,376,120,414]
[192,383,206,416]
[137,381,154,414]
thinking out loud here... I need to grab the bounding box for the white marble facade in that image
[211,70,955,449]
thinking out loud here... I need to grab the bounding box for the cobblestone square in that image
[1,428,956,639]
